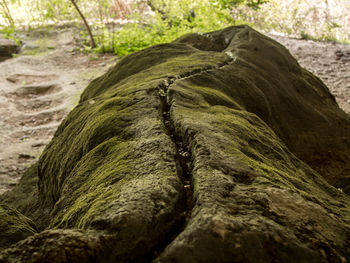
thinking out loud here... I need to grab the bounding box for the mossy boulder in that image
[0,204,37,249]
[1,25,350,262]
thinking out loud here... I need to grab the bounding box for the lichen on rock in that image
[1,25,350,262]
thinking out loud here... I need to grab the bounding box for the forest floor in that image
[0,27,117,194]
[0,27,349,194]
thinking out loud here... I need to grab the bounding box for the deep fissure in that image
[159,77,194,224]
[148,57,234,260]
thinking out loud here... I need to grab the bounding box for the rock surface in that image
[269,33,350,115]
[0,204,37,249]
[1,25,350,262]
[0,38,19,62]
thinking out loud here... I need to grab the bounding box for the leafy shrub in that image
[93,0,258,56]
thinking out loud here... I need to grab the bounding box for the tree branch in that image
[69,0,96,48]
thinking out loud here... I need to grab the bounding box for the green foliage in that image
[246,0,268,9]
[92,0,253,56]
[40,0,74,22]
[0,0,266,56]
[216,0,244,9]
[0,26,21,45]
[215,0,267,9]
[94,18,191,55]
[0,25,14,38]
[3,0,350,56]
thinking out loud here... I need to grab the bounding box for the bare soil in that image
[0,27,117,194]
[0,28,349,195]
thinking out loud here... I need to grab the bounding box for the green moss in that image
[31,42,231,230]
[0,164,41,224]
[80,43,229,102]
[51,138,131,228]
[0,204,37,249]
[172,83,350,226]
[39,110,126,209]
[172,82,242,110]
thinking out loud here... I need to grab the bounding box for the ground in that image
[0,27,117,194]
[0,27,349,195]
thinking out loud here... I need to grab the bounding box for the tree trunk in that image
[69,0,96,49]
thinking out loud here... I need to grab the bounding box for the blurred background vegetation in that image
[0,0,349,56]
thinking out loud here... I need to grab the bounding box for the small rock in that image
[32,143,44,148]
[335,49,343,56]
[0,38,19,61]
[18,153,35,159]
[14,84,61,97]
[334,50,344,60]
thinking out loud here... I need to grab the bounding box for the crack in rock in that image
[153,57,234,260]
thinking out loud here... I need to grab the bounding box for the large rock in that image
[1,25,350,262]
[0,204,37,249]
[0,38,19,61]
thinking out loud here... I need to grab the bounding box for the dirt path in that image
[0,28,349,195]
[0,27,117,194]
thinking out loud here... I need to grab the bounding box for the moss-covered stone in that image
[1,25,350,262]
[0,229,104,262]
[157,103,350,262]
[155,26,350,262]
[0,204,37,249]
